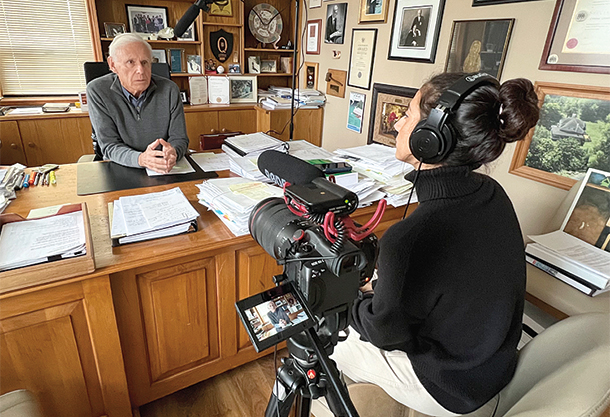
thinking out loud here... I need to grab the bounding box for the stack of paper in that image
[0,211,86,271]
[196,178,283,236]
[333,144,416,206]
[222,132,287,158]
[109,187,199,245]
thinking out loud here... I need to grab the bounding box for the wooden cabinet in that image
[0,121,27,165]
[256,106,324,146]
[110,245,281,406]
[184,108,257,150]
[0,276,131,417]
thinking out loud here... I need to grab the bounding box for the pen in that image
[14,173,25,190]
[34,171,41,186]
[43,172,49,186]
[49,170,56,185]
[23,173,30,188]
[28,172,35,186]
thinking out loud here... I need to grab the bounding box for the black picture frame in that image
[387,0,445,63]
[324,3,348,45]
[472,0,538,5]
[125,5,169,34]
[347,28,377,90]
[367,83,418,146]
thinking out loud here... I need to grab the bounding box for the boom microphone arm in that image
[174,0,216,37]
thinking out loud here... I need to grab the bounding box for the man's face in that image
[333,6,338,18]
[108,41,152,97]
[268,302,276,312]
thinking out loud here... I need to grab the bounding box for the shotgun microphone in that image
[175,0,213,37]
[257,150,326,187]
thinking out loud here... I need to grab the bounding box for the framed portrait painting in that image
[509,82,610,190]
[126,5,168,34]
[367,83,417,146]
[388,0,445,63]
[359,0,390,23]
[539,0,610,74]
[444,19,514,79]
[306,19,322,54]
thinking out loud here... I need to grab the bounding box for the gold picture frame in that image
[509,82,610,190]
[359,0,390,23]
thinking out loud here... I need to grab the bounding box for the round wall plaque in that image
[248,3,283,44]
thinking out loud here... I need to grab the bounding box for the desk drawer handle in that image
[11,143,18,149]
[28,142,35,148]
[210,128,216,134]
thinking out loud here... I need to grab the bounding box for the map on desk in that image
[76,155,218,196]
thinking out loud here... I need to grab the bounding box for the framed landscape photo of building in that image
[359,0,390,23]
[539,0,610,74]
[388,0,445,63]
[126,5,168,34]
[509,82,610,190]
[367,83,417,146]
[104,22,126,38]
[444,19,514,79]
[230,76,257,103]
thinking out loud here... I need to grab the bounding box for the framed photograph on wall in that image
[168,48,184,73]
[347,92,366,133]
[230,76,258,103]
[325,3,347,44]
[388,0,445,63]
[304,62,319,89]
[187,55,202,74]
[126,5,168,34]
[359,0,390,23]
[306,19,322,54]
[444,19,514,79]
[367,83,417,146]
[248,55,261,73]
[177,24,195,41]
[261,59,277,73]
[348,28,377,90]
[509,82,610,190]
[310,0,322,8]
[104,22,126,38]
[539,0,610,74]
[151,49,167,63]
[473,0,538,5]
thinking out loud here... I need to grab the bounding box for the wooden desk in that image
[0,163,407,415]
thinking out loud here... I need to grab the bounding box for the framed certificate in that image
[539,0,610,74]
[306,19,322,54]
[348,28,377,90]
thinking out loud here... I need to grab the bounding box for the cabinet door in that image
[0,277,131,417]
[185,111,219,150]
[18,117,93,166]
[0,121,27,165]
[218,109,257,134]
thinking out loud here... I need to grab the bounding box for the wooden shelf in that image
[202,22,242,27]
[244,48,295,53]
[101,38,201,45]
[255,73,294,77]
[170,73,205,77]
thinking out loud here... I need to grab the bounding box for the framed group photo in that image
[539,0,610,74]
[126,5,168,34]
[325,3,347,44]
[509,82,610,190]
[367,83,417,146]
[359,0,390,23]
[230,76,257,103]
[444,19,514,79]
[348,28,377,90]
[388,0,445,63]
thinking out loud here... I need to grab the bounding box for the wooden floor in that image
[139,349,289,417]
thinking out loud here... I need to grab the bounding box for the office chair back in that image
[82,61,171,160]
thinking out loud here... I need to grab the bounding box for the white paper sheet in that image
[190,152,230,172]
[146,157,196,176]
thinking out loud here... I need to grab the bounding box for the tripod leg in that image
[265,379,297,417]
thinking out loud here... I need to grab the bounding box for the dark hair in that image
[418,72,540,169]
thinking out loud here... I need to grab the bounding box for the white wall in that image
[301,0,610,314]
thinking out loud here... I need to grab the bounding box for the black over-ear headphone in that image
[409,73,500,164]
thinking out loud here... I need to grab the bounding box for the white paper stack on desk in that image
[196,178,283,236]
[0,211,86,271]
[221,132,287,158]
[109,187,199,246]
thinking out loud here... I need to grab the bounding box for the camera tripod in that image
[265,325,359,417]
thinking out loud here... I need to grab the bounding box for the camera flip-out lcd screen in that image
[235,282,315,352]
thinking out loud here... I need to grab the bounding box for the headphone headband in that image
[437,73,500,112]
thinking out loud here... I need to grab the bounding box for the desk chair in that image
[0,390,43,417]
[80,61,171,162]
[311,313,610,417]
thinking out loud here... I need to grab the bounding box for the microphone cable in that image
[402,160,422,220]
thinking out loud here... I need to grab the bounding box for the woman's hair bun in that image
[498,78,539,143]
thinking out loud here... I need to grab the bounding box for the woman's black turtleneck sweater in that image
[351,165,525,414]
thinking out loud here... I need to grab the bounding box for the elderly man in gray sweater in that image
[87,33,189,173]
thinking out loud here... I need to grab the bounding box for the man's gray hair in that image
[109,33,152,58]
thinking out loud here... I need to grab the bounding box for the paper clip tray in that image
[0,203,96,294]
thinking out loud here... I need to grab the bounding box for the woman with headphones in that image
[330,72,540,416]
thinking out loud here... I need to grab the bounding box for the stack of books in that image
[109,187,199,246]
[525,168,610,296]
[196,178,283,236]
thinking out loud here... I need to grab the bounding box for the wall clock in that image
[248,3,283,44]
